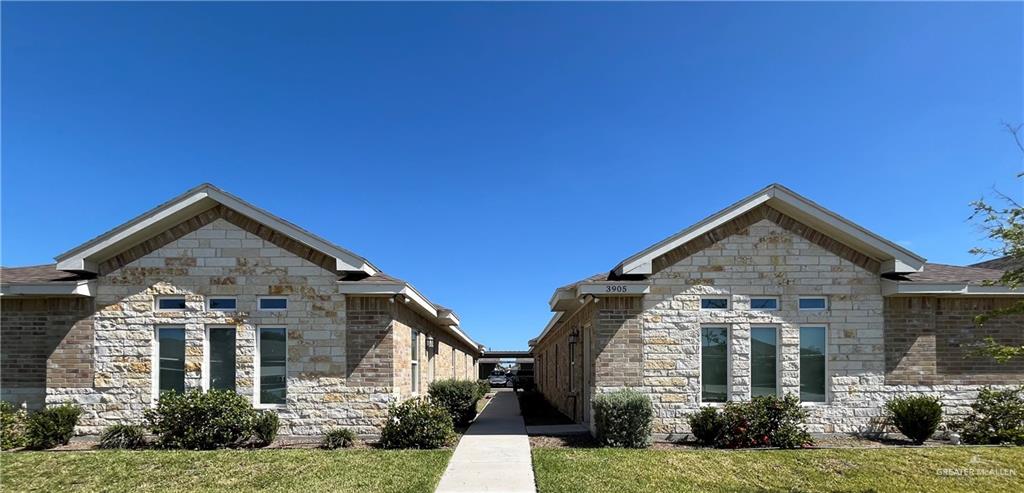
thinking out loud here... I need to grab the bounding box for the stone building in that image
[529,184,1023,439]
[0,184,483,436]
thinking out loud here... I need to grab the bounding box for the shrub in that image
[953,386,1024,446]
[144,389,257,450]
[380,398,455,449]
[322,428,357,449]
[687,407,724,446]
[885,395,942,444]
[428,379,481,427]
[476,380,491,400]
[717,395,811,449]
[1,401,28,450]
[99,424,147,449]
[252,410,280,447]
[593,389,653,448]
[25,403,82,450]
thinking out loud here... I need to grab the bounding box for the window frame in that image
[700,296,731,311]
[254,326,288,409]
[749,326,780,398]
[451,347,456,379]
[411,329,420,395]
[154,296,188,312]
[798,325,829,404]
[699,326,730,404]
[257,296,288,312]
[203,325,237,392]
[749,297,779,311]
[206,297,238,312]
[151,326,187,405]
[798,296,828,311]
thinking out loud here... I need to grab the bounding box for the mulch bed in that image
[530,433,958,450]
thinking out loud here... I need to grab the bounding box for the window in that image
[258,297,288,311]
[701,297,729,310]
[800,327,827,402]
[206,327,236,392]
[155,327,186,398]
[750,327,778,397]
[451,347,456,378]
[799,297,827,311]
[750,298,778,310]
[156,297,187,311]
[411,329,420,394]
[701,327,728,402]
[429,338,436,382]
[207,298,237,311]
[257,327,287,406]
[554,345,559,387]
[569,339,576,393]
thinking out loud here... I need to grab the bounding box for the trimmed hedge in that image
[476,380,491,400]
[380,398,455,449]
[428,379,481,427]
[593,389,653,448]
[252,410,280,447]
[144,389,257,450]
[954,386,1024,446]
[687,407,724,446]
[1,401,28,450]
[885,395,942,444]
[99,424,147,449]
[25,403,82,450]
[322,428,357,449]
[717,395,811,449]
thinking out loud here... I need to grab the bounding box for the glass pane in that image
[799,298,827,310]
[158,328,186,395]
[158,298,187,310]
[800,327,827,402]
[751,327,777,397]
[750,298,777,310]
[411,330,418,360]
[209,298,236,310]
[701,327,728,402]
[260,298,287,310]
[701,298,729,310]
[209,328,236,391]
[260,328,287,404]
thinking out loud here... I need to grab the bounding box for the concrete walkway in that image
[435,389,536,493]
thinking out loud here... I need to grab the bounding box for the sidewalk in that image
[434,389,536,493]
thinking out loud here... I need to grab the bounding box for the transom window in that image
[258,297,288,311]
[700,297,730,310]
[799,297,828,311]
[750,298,778,311]
[701,327,728,402]
[207,298,237,311]
[156,297,187,311]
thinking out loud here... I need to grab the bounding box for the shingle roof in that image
[970,256,1021,271]
[0,264,92,284]
[902,263,1005,285]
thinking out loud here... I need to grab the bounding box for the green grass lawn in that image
[1,449,452,493]
[533,446,1024,493]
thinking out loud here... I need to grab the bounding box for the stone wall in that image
[885,296,1024,385]
[1,297,94,409]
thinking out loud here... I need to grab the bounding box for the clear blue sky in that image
[2,2,1022,350]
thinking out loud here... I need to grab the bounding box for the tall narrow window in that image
[554,345,559,387]
[569,340,576,393]
[258,327,287,405]
[156,327,186,397]
[750,327,777,397]
[429,339,436,382]
[411,329,420,394]
[451,347,456,378]
[800,327,827,402]
[207,328,236,391]
[701,327,728,402]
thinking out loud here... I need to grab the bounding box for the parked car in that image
[488,370,508,387]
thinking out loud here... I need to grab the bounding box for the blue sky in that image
[2,2,1022,350]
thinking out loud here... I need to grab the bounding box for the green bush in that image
[717,395,811,449]
[322,428,357,449]
[1,401,28,450]
[953,386,1024,446]
[252,410,280,447]
[98,424,147,449]
[144,389,257,450]
[687,407,724,446]
[476,380,491,400]
[593,389,653,448]
[25,403,82,450]
[885,395,943,444]
[428,379,480,427]
[380,398,455,449]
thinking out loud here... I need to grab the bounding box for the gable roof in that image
[613,183,926,277]
[902,263,1005,285]
[55,183,378,276]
